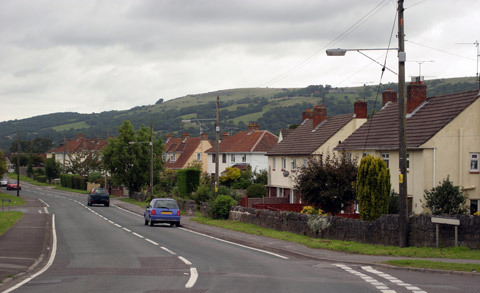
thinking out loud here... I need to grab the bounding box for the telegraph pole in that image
[397,0,408,247]
[16,131,20,197]
[150,122,154,199]
[215,96,220,197]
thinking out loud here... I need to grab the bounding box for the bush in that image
[193,184,214,204]
[246,183,266,198]
[231,178,250,189]
[73,175,87,190]
[88,172,103,183]
[177,168,201,197]
[211,195,237,219]
[33,174,47,183]
[423,177,467,215]
[60,174,74,188]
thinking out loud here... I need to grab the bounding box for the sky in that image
[1,0,479,122]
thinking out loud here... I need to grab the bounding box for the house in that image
[335,78,480,214]
[46,133,107,170]
[206,123,278,177]
[266,102,368,203]
[163,132,213,172]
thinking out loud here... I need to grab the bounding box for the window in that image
[291,158,297,170]
[162,154,167,161]
[406,153,410,170]
[222,154,227,163]
[470,153,479,172]
[212,154,216,163]
[231,154,235,163]
[381,153,389,168]
[471,199,479,215]
[281,157,286,170]
[242,154,247,163]
[170,153,176,162]
[272,157,276,169]
[196,152,201,161]
[303,158,307,166]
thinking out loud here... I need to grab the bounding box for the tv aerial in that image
[456,40,479,86]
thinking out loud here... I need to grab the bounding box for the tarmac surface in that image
[1,193,479,291]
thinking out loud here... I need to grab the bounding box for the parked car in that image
[144,198,181,227]
[87,188,110,207]
[0,179,7,187]
[6,180,21,190]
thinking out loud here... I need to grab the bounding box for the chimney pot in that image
[382,89,397,106]
[248,122,260,131]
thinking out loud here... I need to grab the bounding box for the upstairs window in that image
[222,154,227,163]
[272,157,276,169]
[471,153,479,172]
[281,157,286,170]
[291,158,297,170]
[381,153,389,168]
[231,154,235,163]
[212,154,216,163]
[170,153,176,162]
[196,152,201,161]
[242,154,247,163]
[406,153,410,170]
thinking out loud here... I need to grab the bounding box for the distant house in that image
[46,133,107,173]
[206,123,278,177]
[266,103,367,204]
[336,78,480,214]
[163,132,213,172]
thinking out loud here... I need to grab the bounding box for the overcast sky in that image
[2,0,479,122]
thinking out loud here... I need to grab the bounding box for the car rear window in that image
[154,200,178,209]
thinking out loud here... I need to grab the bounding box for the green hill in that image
[0,76,477,152]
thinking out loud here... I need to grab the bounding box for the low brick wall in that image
[229,206,480,248]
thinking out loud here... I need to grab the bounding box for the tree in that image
[102,121,164,195]
[27,150,34,177]
[45,157,61,183]
[423,177,467,215]
[219,167,241,187]
[0,151,7,178]
[356,155,391,221]
[295,152,358,214]
[65,150,102,177]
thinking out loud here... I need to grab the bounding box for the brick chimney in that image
[201,132,209,140]
[382,88,397,106]
[248,122,260,132]
[222,132,230,140]
[302,108,313,122]
[407,78,427,114]
[165,134,173,142]
[182,132,189,139]
[312,105,327,128]
[354,100,367,119]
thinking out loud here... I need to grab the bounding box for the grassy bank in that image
[0,212,23,236]
[385,259,480,273]
[191,217,480,260]
[0,193,26,206]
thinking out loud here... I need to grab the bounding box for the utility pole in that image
[63,136,66,173]
[105,129,108,190]
[150,122,154,199]
[215,96,220,197]
[16,131,20,197]
[397,0,408,248]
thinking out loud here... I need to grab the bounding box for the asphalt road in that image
[5,184,480,293]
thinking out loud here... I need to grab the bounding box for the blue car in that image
[144,198,181,227]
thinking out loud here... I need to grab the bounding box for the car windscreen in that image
[154,201,178,209]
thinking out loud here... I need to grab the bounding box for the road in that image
[4,183,480,293]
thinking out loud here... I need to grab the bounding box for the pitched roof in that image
[336,90,479,151]
[164,137,206,169]
[267,113,355,156]
[46,134,107,154]
[206,130,278,153]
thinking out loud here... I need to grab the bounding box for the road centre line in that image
[185,267,198,289]
[178,256,192,265]
[145,238,159,246]
[161,247,176,255]
[180,228,289,260]
[132,232,144,239]
[123,228,132,232]
[113,204,143,217]
[114,223,122,228]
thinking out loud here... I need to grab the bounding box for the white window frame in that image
[406,153,410,170]
[281,157,286,170]
[196,152,201,161]
[231,154,235,163]
[242,154,247,163]
[222,153,227,163]
[470,153,479,172]
[272,157,276,169]
[170,153,176,162]
[291,158,297,170]
[381,153,389,168]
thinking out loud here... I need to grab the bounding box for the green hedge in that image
[33,174,47,183]
[60,174,87,190]
[177,168,201,197]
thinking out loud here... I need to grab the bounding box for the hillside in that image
[1,76,477,152]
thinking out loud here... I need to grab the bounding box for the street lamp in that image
[326,1,407,247]
[182,96,220,197]
[129,122,154,199]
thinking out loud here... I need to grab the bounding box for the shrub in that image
[192,184,214,204]
[73,175,87,190]
[211,195,237,219]
[246,183,266,198]
[88,172,103,183]
[177,168,201,197]
[423,177,467,215]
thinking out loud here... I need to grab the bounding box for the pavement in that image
[1,195,479,291]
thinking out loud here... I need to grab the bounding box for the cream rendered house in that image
[266,102,368,203]
[163,133,213,172]
[336,79,480,214]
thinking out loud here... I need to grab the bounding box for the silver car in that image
[0,179,7,187]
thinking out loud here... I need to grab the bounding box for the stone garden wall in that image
[229,206,480,248]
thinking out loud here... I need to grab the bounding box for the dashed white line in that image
[132,232,144,239]
[145,238,159,246]
[114,224,122,228]
[178,256,192,265]
[180,228,289,259]
[122,228,132,232]
[113,204,143,218]
[185,267,198,288]
[161,246,176,255]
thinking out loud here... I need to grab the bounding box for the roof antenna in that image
[407,60,434,80]
[456,40,480,90]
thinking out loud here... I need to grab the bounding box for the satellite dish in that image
[283,170,289,177]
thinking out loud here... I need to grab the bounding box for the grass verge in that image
[53,186,88,194]
[118,198,149,208]
[0,212,23,236]
[191,217,480,260]
[385,259,480,273]
[0,193,26,206]
[7,174,50,187]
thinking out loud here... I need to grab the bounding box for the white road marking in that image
[145,238,159,246]
[132,232,144,239]
[113,204,143,218]
[334,264,395,292]
[114,224,122,228]
[185,267,198,288]
[161,247,176,255]
[123,228,132,232]
[38,199,49,208]
[362,266,427,293]
[180,228,289,260]
[178,256,192,265]
[3,215,57,293]
[43,207,49,214]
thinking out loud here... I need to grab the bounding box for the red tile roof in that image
[206,130,278,153]
[46,134,107,154]
[336,90,479,151]
[164,136,212,169]
[267,113,355,156]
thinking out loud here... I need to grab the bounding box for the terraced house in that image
[266,102,368,203]
[336,78,480,214]
[163,132,213,173]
